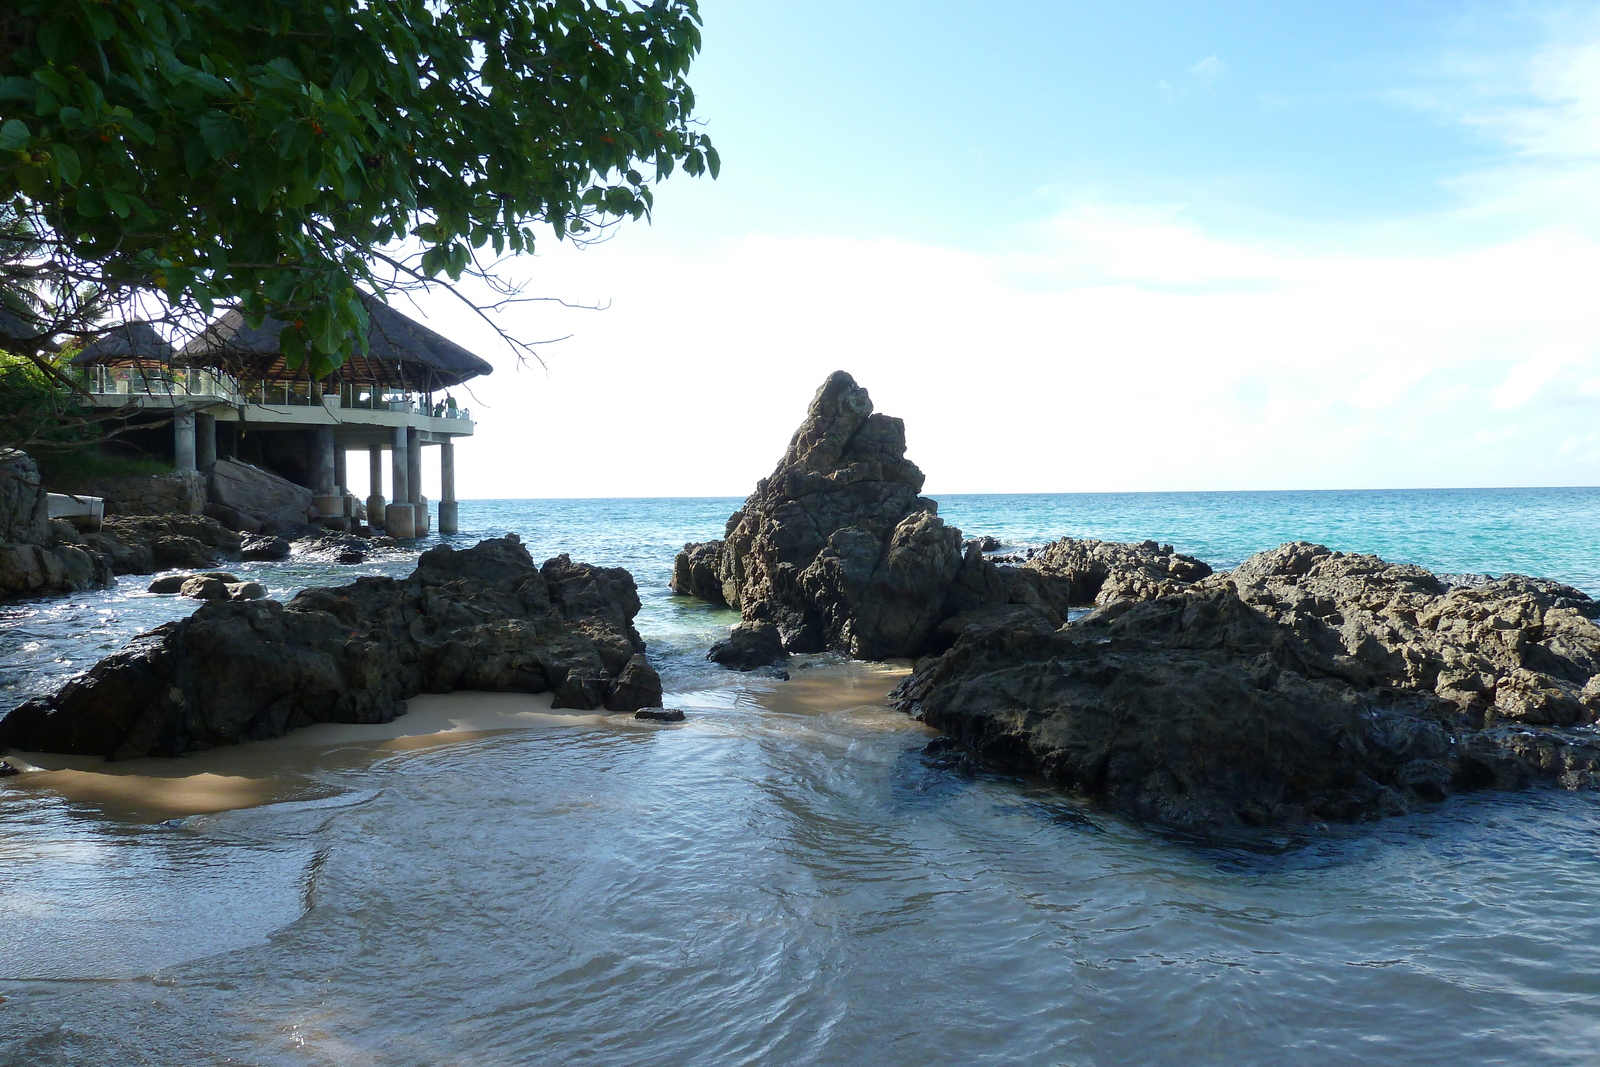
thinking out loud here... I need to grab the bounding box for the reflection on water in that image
[3,493,1600,1065]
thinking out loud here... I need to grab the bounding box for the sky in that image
[356,1,1600,500]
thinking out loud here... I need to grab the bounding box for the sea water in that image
[2,489,1598,1066]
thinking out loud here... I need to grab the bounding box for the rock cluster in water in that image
[672,371,1041,661]
[673,372,1600,836]
[894,541,1600,835]
[0,536,661,760]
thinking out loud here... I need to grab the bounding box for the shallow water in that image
[3,490,1600,1065]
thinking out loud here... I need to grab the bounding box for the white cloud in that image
[346,9,1600,501]
[377,211,1600,500]
[1190,55,1228,88]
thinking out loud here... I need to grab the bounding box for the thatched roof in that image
[71,321,176,364]
[174,295,493,390]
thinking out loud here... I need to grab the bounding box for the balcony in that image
[75,367,471,422]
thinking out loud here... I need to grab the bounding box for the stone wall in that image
[75,470,208,517]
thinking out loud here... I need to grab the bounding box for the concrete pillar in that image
[173,415,196,472]
[366,445,386,527]
[195,414,216,472]
[311,425,341,518]
[334,447,355,518]
[438,440,458,534]
[385,424,415,537]
[407,427,425,534]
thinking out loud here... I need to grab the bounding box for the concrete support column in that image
[407,427,427,535]
[385,425,415,537]
[173,415,197,472]
[334,447,356,519]
[195,414,217,473]
[438,440,458,535]
[366,445,386,527]
[311,426,341,519]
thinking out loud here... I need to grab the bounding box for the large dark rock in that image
[0,448,50,545]
[1216,542,1600,726]
[207,459,312,533]
[0,449,114,599]
[82,514,242,576]
[1018,537,1212,610]
[670,539,726,604]
[239,534,292,562]
[675,371,1023,660]
[0,536,656,760]
[604,654,664,712]
[708,620,787,671]
[893,542,1600,837]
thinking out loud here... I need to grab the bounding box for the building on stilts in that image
[68,296,486,536]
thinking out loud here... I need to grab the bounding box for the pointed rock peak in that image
[781,370,879,474]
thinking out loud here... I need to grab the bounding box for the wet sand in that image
[2,692,601,820]
[1,660,912,821]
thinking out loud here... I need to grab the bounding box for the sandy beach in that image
[2,659,912,821]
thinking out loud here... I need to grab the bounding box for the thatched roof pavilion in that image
[71,321,176,365]
[174,295,492,391]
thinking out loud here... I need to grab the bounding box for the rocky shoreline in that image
[668,372,1600,838]
[8,372,1600,839]
[892,542,1600,836]
[0,536,662,760]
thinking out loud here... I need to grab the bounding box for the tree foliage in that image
[0,0,716,375]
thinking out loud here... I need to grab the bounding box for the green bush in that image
[33,447,171,489]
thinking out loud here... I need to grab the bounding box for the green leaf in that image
[183,136,210,176]
[0,78,34,102]
[50,143,80,185]
[196,111,243,158]
[0,119,31,151]
[116,114,156,144]
[83,4,117,40]
[75,185,106,217]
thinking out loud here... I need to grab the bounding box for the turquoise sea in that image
[2,488,1598,1066]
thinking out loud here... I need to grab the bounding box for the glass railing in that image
[78,367,472,421]
[79,365,241,401]
[339,383,470,420]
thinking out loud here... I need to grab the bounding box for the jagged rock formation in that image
[893,541,1600,836]
[670,539,725,604]
[81,514,242,575]
[1211,542,1600,726]
[0,536,660,760]
[0,449,114,599]
[674,371,1022,660]
[1017,538,1212,610]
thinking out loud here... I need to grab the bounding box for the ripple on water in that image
[2,496,1600,1065]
